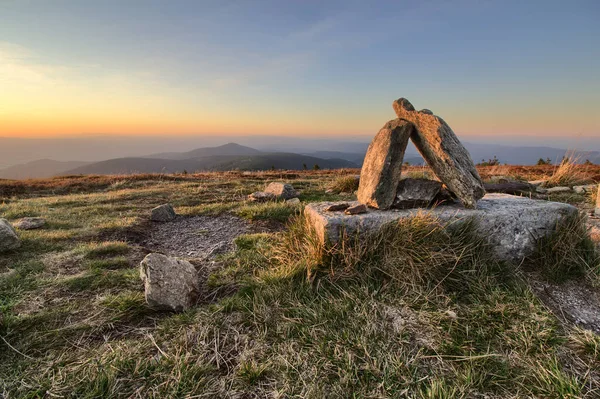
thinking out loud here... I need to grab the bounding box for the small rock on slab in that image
[573,184,597,194]
[139,253,200,312]
[0,219,20,252]
[151,204,177,222]
[326,203,350,212]
[393,178,442,209]
[14,217,46,230]
[264,182,299,200]
[305,194,577,264]
[546,186,572,194]
[357,119,413,209]
[393,98,485,209]
[345,204,368,215]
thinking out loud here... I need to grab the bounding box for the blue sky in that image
[0,0,598,140]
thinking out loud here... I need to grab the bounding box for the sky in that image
[0,0,599,141]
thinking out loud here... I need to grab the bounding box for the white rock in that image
[151,204,177,222]
[14,217,46,230]
[139,253,200,312]
[573,184,597,194]
[546,186,572,194]
[286,198,301,205]
[264,182,298,200]
[305,194,577,264]
[0,219,20,252]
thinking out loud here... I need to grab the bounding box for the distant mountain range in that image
[63,144,356,176]
[0,159,90,180]
[1,141,600,180]
[146,143,264,160]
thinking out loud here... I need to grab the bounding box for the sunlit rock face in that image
[357,119,413,210]
[393,98,485,209]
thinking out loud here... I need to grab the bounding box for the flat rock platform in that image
[305,194,577,263]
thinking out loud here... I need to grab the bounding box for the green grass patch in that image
[235,201,301,222]
[61,269,139,292]
[81,241,130,259]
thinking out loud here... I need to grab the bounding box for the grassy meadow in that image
[1,165,600,398]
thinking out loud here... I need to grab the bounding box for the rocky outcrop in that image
[151,204,177,222]
[357,119,413,209]
[248,191,277,202]
[249,183,299,202]
[0,219,20,252]
[573,184,597,194]
[393,178,442,209]
[392,98,485,209]
[139,253,200,312]
[264,182,299,200]
[14,217,46,230]
[305,194,578,264]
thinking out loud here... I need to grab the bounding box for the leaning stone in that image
[0,219,20,252]
[546,186,572,194]
[357,119,413,209]
[286,198,301,205]
[393,178,442,209]
[264,182,298,200]
[326,203,350,212]
[139,253,200,312]
[14,217,46,230]
[305,194,577,264]
[573,184,597,194]
[345,204,368,215]
[151,204,177,222]
[248,191,276,202]
[393,98,485,209]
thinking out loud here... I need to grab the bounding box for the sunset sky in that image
[1,0,598,139]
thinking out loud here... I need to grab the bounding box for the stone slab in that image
[393,98,485,208]
[357,119,413,209]
[305,194,577,263]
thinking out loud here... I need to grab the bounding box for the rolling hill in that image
[64,152,356,175]
[146,143,262,160]
[0,159,90,180]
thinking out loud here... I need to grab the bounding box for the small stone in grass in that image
[14,217,46,230]
[151,204,177,222]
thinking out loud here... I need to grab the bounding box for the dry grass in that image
[528,212,599,283]
[328,174,359,193]
[545,154,595,187]
[1,171,600,397]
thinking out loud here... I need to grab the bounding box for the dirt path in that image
[144,214,273,259]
